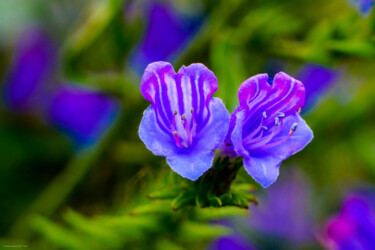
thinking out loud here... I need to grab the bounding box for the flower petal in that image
[243,113,313,187]
[237,73,270,107]
[230,108,250,158]
[139,62,229,180]
[194,97,230,151]
[177,63,218,125]
[166,150,214,181]
[139,105,177,157]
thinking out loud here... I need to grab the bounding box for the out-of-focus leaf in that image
[31,216,93,250]
[148,185,185,199]
[130,201,172,215]
[171,191,196,211]
[63,209,122,247]
[178,221,231,242]
[63,0,124,59]
[327,40,375,57]
[210,31,246,111]
[192,207,248,221]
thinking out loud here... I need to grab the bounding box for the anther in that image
[290,123,298,133]
[277,112,285,118]
[174,110,178,115]
[262,126,268,131]
[275,117,280,126]
[182,113,186,119]
[191,108,194,113]
[263,112,267,119]
[298,108,302,114]
[172,131,178,135]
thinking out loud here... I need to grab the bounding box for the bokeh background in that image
[1,0,375,249]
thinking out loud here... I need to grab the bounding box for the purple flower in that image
[321,194,375,249]
[248,170,314,242]
[3,28,56,112]
[297,64,340,112]
[48,85,120,149]
[224,72,313,187]
[130,1,201,74]
[209,234,256,250]
[351,0,374,16]
[138,62,229,180]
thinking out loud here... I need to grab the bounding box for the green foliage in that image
[147,157,257,210]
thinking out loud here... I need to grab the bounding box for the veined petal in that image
[230,108,250,158]
[139,105,177,157]
[166,150,214,181]
[139,62,229,180]
[194,97,230,152]
[228,71,312,187]
[238,73,270,107]
[243,113,313,187]
[177,63,218,126]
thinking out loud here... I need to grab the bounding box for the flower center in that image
[244,111,298,150]
[171,108,197,148]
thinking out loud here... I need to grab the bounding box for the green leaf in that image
[63,209,122,247]
[31,216,93,250]
[178,222,231,242]
[148,185,184,199]
[193,207,248,221]
[130,201,172,215]
[171,191,196,211]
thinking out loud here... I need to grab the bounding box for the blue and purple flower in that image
[48,85,120,149]
[224,72,313,187]
[130,1,201,74]
[297,64,340,112]
[2,27,120,149]
[351,0,374,16]
[2,28,56,112]
[320,193,375,249]
[138,61,229,180]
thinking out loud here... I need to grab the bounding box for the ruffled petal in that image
[194,97,230,151]
[243,156,280,188]
[138,105,177,157]
[139,62,229,180]
[177,63,218,125]
[230,108,250,158]
[243,113,313,187]
[166,150,214,181]
[237,73,270,107]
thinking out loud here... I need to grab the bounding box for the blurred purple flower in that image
[138,62,229,180]
[351,0,374,16]
[296,64,340,112]
[223,72,313,187]
[3,28,56,112]
[209,234,256,250]
[1,27,120,149]
[321,194,375,249]
[249,170,314,242]
[130,1,201,74]
[48,85,119,149]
